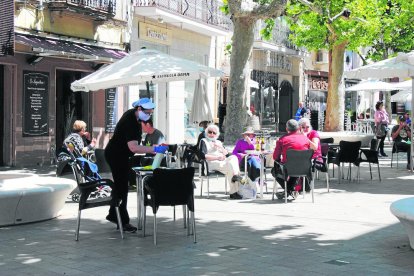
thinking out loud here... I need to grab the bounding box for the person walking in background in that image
[199,124,243,199]
[294,102,307,121]
[104,98,167,233]
[374,101,390,157]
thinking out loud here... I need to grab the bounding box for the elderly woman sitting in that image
[298,118,321,161]
[232,127,261,184]
[199,124,243,199]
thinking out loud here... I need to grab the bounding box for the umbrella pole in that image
[411,78,414,172]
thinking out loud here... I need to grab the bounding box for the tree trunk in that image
[224,17,255,144]
[325,42,347,131]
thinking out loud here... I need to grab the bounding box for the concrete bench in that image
[390,197,414,249]
[0,174,75,226]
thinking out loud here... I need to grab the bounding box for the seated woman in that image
[199,124,243,199]
[232,127,261,184]
[298,118,321,161]
[63,120,96,157]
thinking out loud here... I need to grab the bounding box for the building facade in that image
[0,0,128,166]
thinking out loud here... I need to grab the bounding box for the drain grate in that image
[324,259,350,266]
[218,245,245,251]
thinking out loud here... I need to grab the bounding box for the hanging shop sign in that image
[309,76,328,91]
[139,22,172,46]
[23,71,49,136]
[105,88,117,133]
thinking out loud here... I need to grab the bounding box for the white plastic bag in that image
[238,178,257,199]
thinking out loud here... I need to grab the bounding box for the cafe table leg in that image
[136,173,142,230]
[244,155,248,181]
[259,154,264,199]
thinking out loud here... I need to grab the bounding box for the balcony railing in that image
[254,19,298,51]
[47,0,116,15]
[134,0,232,31]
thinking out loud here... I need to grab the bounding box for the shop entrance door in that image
[56,70,90,149]
[279,80,293,131]
[0,65,4,166]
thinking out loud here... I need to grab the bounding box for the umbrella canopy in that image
[71,49,223,92]
[345,79,396,92]
[390,80,412,90]
[345,51,414,79]
[391,90,411,102]
[189,79,213,124]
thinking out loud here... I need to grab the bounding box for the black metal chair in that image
[185,143,228,198]
[334,141,361,183]
[69,158,124,241]
[355,139,381,181]
[272,149,314,203]
[320,137,334,144]
[143,167,196,245]
[313,143,330,192]
[391,141,410,168]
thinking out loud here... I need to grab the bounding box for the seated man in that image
[272,119,310,199]
[391,115,411,169]
[142,119,165,146]
[140,119,166,166]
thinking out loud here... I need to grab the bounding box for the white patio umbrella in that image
[71,48,223,92]
[391,90,411,102]
[345,51,414,171]
[345,79,396,118]
[345,79,396,91]
[189,79,213,124]
[390,80,412,90]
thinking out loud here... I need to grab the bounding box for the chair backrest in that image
[94,148,111,173]
[370,139,378,151]
[147,167,195,210]
[337,140,361,162]
[284,149,314,177]
[320,143,329,157]
[320,137,334,144]
[168,144,178,156]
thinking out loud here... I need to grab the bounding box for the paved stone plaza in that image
[1,149,414,275]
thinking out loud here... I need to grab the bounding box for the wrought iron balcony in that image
[134,0,232,31]
[254,19,299,51]
[47,0,116,17]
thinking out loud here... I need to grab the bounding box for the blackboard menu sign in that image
[23,71,49,136]
[105,88,117,133]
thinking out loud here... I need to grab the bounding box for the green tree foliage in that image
[286,0,385,131]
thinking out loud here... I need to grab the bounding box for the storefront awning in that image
[15,33,127,63]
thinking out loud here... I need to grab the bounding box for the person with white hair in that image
[199,124,243,199]
[298,117,321,161]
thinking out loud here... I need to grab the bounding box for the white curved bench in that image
[390,197,414,249]
[0,174,75,226]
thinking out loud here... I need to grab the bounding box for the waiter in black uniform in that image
[105,98,167,232]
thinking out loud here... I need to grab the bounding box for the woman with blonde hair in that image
[64,120,96,156]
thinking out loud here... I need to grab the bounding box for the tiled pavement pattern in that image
[1,147,414,275]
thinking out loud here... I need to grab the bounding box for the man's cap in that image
[132,98,155,109]
[399,115,406,122]
[286,119,299,131]
[242,126,256,135]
